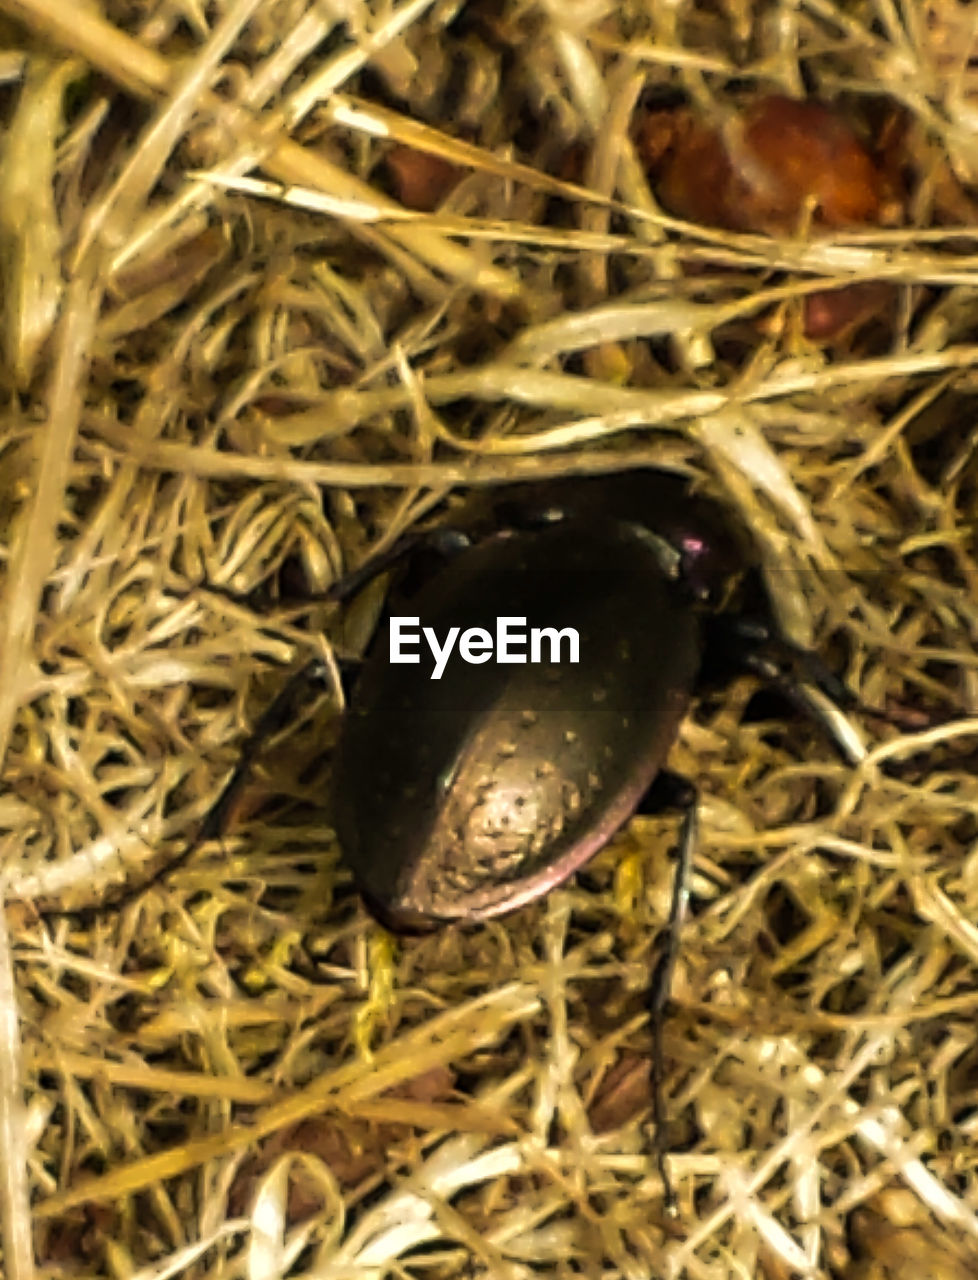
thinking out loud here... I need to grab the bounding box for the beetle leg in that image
[119,659,334,910]
[324,527,471,605]
[640,768,698,1215]
[703,613,850,702]
[635,767,696,817]
[717,616,940,735]
[700,613,872,765]
[192,659,332,832]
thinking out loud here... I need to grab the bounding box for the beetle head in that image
[639,495,753,610]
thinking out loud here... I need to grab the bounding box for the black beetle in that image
[137,467,857,1210]
[333,469,743,931]
[332,468,843,933]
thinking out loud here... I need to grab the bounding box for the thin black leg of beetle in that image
[635,766,697,816]
[728,646,869,767]
[704,613,854,706]
[733,634,944,734]
[105,659,332,913]
[321,527,472,606]
[190,658,331,833]
[642,770,698,1215]
[706,614,943,738]
[700,613,876,766]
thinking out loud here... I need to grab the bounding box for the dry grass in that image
[1,0,978,1277]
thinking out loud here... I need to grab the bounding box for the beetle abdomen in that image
[332,518,701,930]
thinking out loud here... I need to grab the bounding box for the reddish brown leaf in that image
[386,145,462,211]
